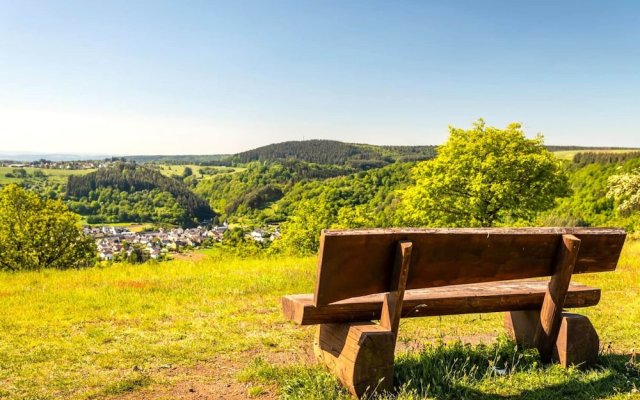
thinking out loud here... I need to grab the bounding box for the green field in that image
[156,164,243,178]
[0,166,95,185]
[1,242,639,399]
[553,149,640,161]
[0,165,241,186]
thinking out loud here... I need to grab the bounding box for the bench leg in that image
[314,322,396,398]
[504,311,599,369]
[504,310,539,348]
[553,312,599,369]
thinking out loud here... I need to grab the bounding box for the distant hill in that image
[124,154,228,164]
[225,140,437,167]
[545,145,638,152]
[67,163,215,226]
[0,152,112,162]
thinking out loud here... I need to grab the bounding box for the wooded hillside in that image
[225,140,437,166]
[67,163,214,226]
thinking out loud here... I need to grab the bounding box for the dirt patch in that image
[113,357,278,400]
[170,252,207,262]
[112,333,497,399]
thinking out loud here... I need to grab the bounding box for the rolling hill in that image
[224,140,438,167]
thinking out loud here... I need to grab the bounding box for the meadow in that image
[0,167,95,185]
[552,150,640,161]
[155,164,244,178]
[1,241,639,399]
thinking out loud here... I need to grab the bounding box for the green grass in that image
[553,150,640,161]
[1,242,639,399]
[156,164,243,178]
[0,166,95,185]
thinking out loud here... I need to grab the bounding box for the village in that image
[87,223,280,261]
[0,158,118,170]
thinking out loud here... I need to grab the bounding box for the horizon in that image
[1,1,639,154]
[2,138,639,161]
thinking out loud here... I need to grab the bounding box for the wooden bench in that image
[281,228,626,398]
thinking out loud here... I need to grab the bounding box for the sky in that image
[0,0,639,155]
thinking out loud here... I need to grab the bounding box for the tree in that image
[400,120,569,227]
[12,168,27,179]
[607,169,640,216]
[182,166,193,178]
[271,198,334,255]
[0,184,96,271]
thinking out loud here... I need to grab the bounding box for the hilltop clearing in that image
[0,242,638,399]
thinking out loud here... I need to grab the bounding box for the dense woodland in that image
[67,163,214,226]
[2,139,640,250]
[210,140,437,167]
[572,151,640,166]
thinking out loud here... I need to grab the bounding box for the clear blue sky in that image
[1,0,638,154]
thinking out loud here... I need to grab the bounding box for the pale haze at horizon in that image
[1,1,638,155]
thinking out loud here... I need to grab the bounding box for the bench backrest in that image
[313,228,626,306]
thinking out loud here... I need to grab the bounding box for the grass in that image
[0,242,639,399]
[156,164,243,178]
[0,166,94,185]
[553,150,640,161]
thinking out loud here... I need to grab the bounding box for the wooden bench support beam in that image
[553,312,599,369]
[314,242,412,398]
[314,323,395,398]
[380,241,413,342]
[504,310,539,348]
[534,234,581,362]
[505,311,599,369]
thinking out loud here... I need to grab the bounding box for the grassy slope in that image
[0,243,639,399]
[0,167,95,185]
[552,150,640,161]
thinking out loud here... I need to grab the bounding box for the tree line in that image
[573,151,640,166]
[67,162,214,226]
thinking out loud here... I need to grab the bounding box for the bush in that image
[0,184,96,271]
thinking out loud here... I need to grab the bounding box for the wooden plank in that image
[284,280,601,325]
[535,234,580,361]
[313,228,625,305]
[380,241,412,338]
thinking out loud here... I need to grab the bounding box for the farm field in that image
[552,149,640,161]
[0,166,95,185]
[156,164,243,178]
[1,242,639,399]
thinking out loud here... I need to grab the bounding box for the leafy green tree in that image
[0,184,96,271]
[12,168,27,179]
[607,169,640,216]
[401,120,569,227]
[32,169,47,179]
[182,166,193,178]
[126,244,149,264]
[271,198,333,255]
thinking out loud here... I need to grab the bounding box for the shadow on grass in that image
[391,339,640,400]
[243,337,640,400]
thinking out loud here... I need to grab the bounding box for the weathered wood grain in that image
[314,323,395,398]
[506,311,600,369]
[380,241,412,339]
[283,280,601,325]
[313,228,625,305]
[553,313,599,368]
[535,234,581,361]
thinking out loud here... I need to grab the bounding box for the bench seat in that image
[282,280,600,325]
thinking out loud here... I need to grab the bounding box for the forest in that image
[66,162,214,226]
[2,138,640,245]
